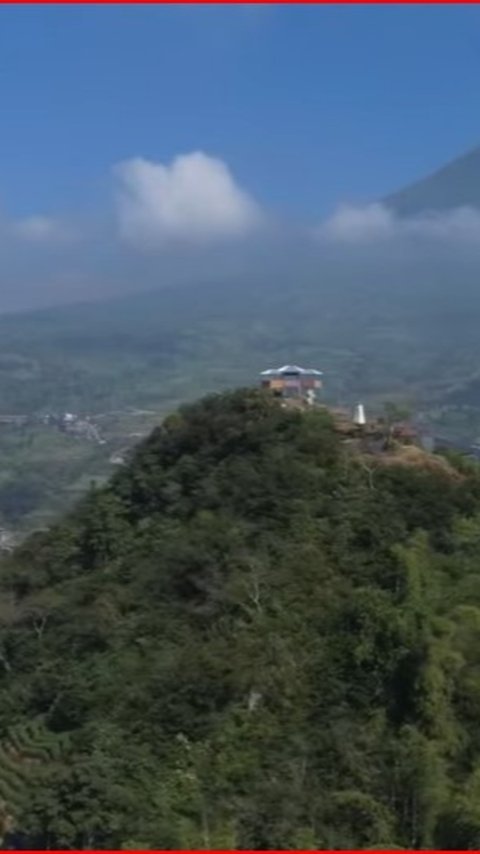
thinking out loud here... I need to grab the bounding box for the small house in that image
[260,364,323,402]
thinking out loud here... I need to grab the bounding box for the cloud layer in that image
[317,202,480,245]
[3,148,480,313]
[114,151,263,249]
[10,215,75,245]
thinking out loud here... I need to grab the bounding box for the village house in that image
[260,364,323,403]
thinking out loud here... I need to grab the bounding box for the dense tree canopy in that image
[2,389,480,848]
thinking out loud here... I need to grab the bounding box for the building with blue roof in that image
[260,364,323,402]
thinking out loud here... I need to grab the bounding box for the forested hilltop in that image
[4,389,480,848]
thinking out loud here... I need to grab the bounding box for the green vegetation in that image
[1,388,480,847]
[0,412,163,536]
[0,425,107,532]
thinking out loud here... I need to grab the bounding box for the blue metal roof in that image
[260,364,323,377]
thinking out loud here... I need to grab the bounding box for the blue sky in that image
[1,4,480,222]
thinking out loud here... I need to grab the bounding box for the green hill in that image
[2,389,480,847]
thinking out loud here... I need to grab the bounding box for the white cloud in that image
[316,203,480,245]
[318,203,396,244]
[114,151,263,248]
[10,215,75,245]
[406,206,480,242]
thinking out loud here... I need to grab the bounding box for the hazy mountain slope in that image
[0,249,479,419]
[2,146,480,422]
[385,145,480,215]
[6,256,480,536]
[2,389,480,848]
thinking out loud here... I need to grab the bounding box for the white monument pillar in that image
[353,403,366,426]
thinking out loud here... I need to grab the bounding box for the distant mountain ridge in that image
[385,145,480,215]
